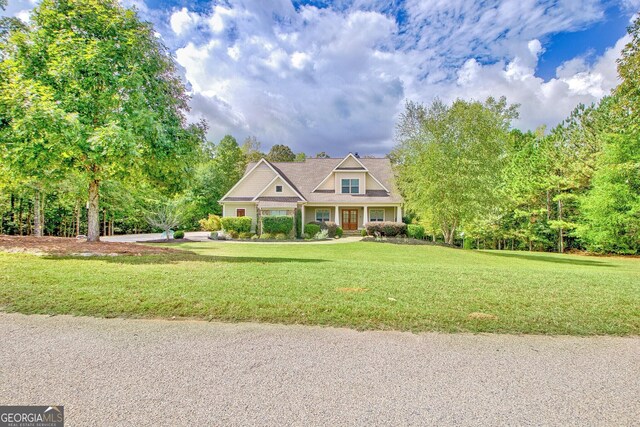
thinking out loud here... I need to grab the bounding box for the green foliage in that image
[308,221,338,237]
[173,230,184,239]
[304,223,321,237]
[407,224,425,239]
[391,97,518,244]
[261,215,293,235]
[238,232,253,239]
[314,229,329,240]
[199,214,221,231]
[295,209,302,238]
[361,229,368,237]
[267,144,295,162]
[259,233,272,239]
[274,233,288,240]
[220,216,251,233]
[366,222,407,237]
[335,227,343,238]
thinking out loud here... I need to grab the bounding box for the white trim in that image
[366,173,390,193]
[368,208,385,222]
[314,208,331,222]
[219,158,269,202]
[339,177,361,194]
[334,153,369,171]
[261,160,306,200]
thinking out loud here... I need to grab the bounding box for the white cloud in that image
[2,0,633,155]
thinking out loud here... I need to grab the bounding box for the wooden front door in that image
[341,209,358,230]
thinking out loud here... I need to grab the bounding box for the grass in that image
[0,241,638,335]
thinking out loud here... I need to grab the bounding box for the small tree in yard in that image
[145,201,182,240]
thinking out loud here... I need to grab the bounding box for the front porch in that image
[302,204,403,230]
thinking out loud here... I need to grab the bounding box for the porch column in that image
[300,204,305,227]
[335,206,340,226]
[363,206,368,226]
[397,205,403,222]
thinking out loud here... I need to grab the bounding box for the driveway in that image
[1,313,638,426]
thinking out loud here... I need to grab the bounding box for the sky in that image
[2,0,639,156]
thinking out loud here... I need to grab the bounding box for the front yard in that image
[0,240,638,335]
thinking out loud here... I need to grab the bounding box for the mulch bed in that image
[0,235,181,256]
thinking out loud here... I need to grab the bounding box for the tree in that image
[241,136,265,162]
[145,200,182,240]
[578,17,640,253]
[314,151,330,158]
[391,97,518,245]
[267,144,295,162]
[294,152,307,162]
[0,0,201,241]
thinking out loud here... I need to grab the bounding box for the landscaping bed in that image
[361,236,458,248]
[0,235,180,256]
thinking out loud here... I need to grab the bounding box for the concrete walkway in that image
[1,313,638,426]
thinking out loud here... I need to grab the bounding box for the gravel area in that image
[1,313,638,426]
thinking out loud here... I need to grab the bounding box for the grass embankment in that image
[0,241,638,335]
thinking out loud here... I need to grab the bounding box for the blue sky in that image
[2,0,638,155]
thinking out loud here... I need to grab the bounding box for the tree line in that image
[392,17,639,254]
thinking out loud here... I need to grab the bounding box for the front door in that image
[341,209,358,230]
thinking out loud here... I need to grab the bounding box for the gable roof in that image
[220,158,305,202]
[233,156,402,204]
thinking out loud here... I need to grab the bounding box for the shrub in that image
[308,221,337,237]
[199,214,221,231]
[335,227,343,238]
[302,233,310,239]
[295,209,302,239]
[239,232,254,239]
[260,233,272,239]
[228,230,239,239]
[262,215,293,235]
[304,223,321,237]
[221,216,252,233]
[275,233,287,240]
[314,229,329,240]
[251,234,260,240]
[173,230,185,239]
[407,224,425,240]
[361,229,368,237]
[365,221,407,237]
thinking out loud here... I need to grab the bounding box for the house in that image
[219,153,403,233]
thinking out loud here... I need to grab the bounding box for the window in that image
[341,178,360,194]
[369,209,384,222]
[236,208,246,217]
[315,209,330,222]
[275,185,283,193]
[266,210,288,216]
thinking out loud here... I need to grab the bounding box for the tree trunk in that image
[75,202,81,237]
[558,199,564,253]
[87,180,100,242]
[103,209,107,237]
[546,190,551,220]
[33,190,42,237]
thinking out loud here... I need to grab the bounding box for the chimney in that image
[354,152,360,158]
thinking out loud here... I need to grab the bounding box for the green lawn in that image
[1,241,638,335]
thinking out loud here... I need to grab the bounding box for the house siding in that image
[223,203,258,232]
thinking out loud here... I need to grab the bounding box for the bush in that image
[262,215,293,235]
[173,230,185,239]
[407,224,425,240]
[365,221,407,237]
[199,214,221,231]
[314,229,329,240]
[239,232,254,239]
[335,227,343,238]
[221,216,252,233]
[295,209,302,239]
[304,223,321,237]
[361,229,368,237]
[302,233,310,239]
[251,234,260,240]
[275,233,287,240]
[260,233,272,239]
[228,230,239,239]
[308,221,337,237]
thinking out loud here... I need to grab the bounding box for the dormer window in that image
[275,185,283,193]
[341,179,359,194]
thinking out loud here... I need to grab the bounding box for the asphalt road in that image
[1,313,638,426]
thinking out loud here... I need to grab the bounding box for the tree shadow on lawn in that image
[478,251,615,268]
[43,252,328,266]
